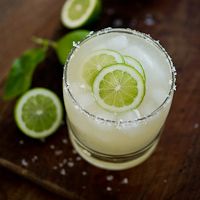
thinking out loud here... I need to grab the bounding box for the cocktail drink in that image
[63,28,176,170]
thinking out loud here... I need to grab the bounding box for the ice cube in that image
[106,35,128,50]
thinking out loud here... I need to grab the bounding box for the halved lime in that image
[93,63,145,112]
[82,49,124,86]
[56,30,89,64]
[61,0,101,29]
[15,88,63,139]
[124,55,146,81]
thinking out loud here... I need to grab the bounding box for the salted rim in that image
[63,28,176,125]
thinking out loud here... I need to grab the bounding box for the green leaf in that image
[3,48,47,100]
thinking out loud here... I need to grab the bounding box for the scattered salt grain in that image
[53,166,58,170]
[63,158,68,164]
[40,138,45,143]
[121,177,129,184]
[82,171,87,176]
[54,150,63,156]
[59,163,64,168]
[19,140,24,145]
[194,123,199,129]
[62,138,68,144]
[82,185,86,189]
[144,14,155,26]
[106,186,112,191]
[67,161,74,168]
[72,149,77,154]
[76,156,82,161]
[21,159,28,167]
[60,168,66,176]
[50,145,55,150]
[112,19,123,27]
[163,179,168,183]
[31,155,38,163]
[106,175,114,181]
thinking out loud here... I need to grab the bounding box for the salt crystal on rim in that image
[73,41,80,48]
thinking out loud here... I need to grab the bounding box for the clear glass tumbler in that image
[63,28,176,170]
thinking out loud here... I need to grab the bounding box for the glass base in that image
[68,126,160,170]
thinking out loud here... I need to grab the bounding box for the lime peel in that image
[124,55,146,81]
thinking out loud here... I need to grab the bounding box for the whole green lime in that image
[56,30,89,64]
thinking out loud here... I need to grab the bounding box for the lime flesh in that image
[93,64,145,112]
[15,88,63,139]
[82,49,124,86]
[61,0,102,29]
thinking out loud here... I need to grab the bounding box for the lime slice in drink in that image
[61,0,102,29]
[93,64,145,112]
[124,55,146,81]
[82,49,124,86]
[15,88,63,139]
[56,30,89,64]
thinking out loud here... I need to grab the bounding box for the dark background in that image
[0,0,200,199]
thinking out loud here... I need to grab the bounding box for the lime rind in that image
[124,55,146,81]
[82,49,124,86]
[92,63,145,113]
[61,0,101,29]
[15,88,63,139]
[56,30,89,64]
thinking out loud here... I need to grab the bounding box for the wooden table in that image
[0,0,200,199]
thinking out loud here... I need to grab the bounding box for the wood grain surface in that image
[0,0,200,200]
